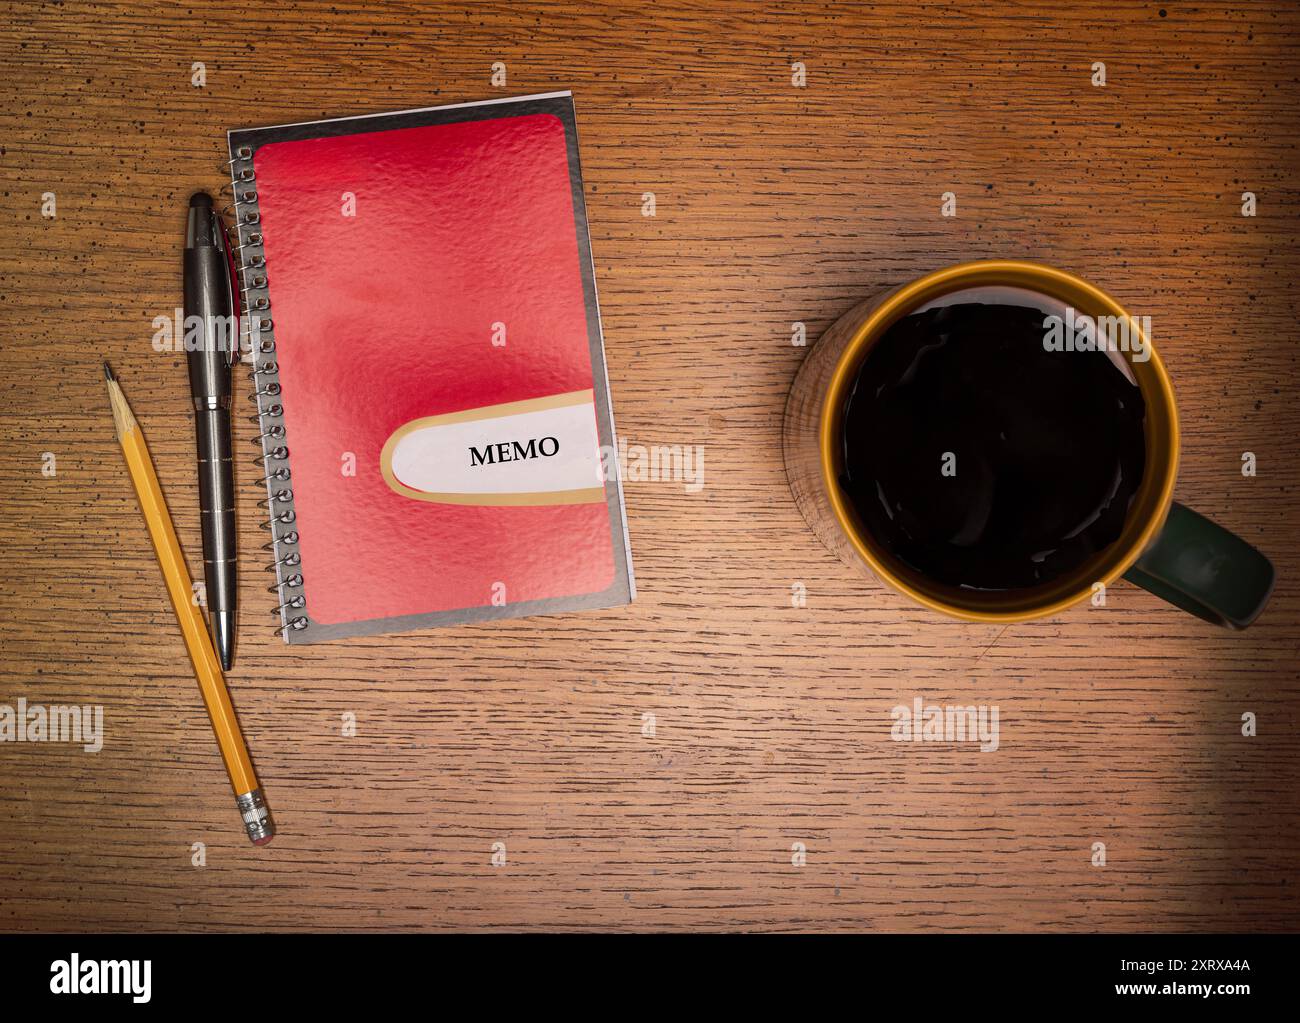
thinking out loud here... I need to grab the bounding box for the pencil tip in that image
[103,361,115,382]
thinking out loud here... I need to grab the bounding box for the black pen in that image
[183,192,239,670]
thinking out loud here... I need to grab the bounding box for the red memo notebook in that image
[227,93,633,643]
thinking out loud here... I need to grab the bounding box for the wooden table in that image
[1,1,1297,933]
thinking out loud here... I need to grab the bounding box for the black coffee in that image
[839,297,1146,592]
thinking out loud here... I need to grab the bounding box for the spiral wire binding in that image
[223,145,309,638]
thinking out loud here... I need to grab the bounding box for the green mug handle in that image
[1122,502,1275,629]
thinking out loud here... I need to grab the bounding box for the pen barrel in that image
[195,405,237,615]
[182,246,235,399]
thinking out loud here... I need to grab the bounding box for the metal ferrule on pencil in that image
[236,789,276,846]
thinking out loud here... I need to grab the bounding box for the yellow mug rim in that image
[818,259,1181,623]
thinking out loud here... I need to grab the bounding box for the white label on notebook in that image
[380,389,605,506]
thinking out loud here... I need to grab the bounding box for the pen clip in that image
[218,213,241,369]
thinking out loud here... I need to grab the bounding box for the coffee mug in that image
[783,260,1275,628]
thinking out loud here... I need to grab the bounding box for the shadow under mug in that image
[783,259,1275,628]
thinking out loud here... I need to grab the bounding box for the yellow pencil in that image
[104,362,274,845]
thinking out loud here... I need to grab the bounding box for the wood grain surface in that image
[1,0,1298,933]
